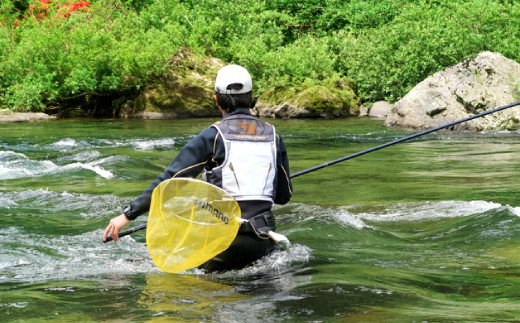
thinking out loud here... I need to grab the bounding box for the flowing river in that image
[1,117,520,322]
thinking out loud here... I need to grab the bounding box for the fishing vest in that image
[204,114,277,202]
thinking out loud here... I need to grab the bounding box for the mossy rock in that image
[122,51,223,119]
[257,80,359,118]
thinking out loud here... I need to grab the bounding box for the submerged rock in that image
[385,52,520,130]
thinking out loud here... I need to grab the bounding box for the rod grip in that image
[103,224,147,243]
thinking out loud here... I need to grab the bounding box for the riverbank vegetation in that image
[1,0,519,115]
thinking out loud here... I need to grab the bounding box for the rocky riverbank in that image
[113,51,520,130]
[3,51,520,131]
[0,109,56,123]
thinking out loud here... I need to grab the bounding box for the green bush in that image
[0,0,184,112]
[332,0,520,102]
[246,36,339,93]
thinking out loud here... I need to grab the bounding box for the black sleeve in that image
[274,134,293,205]
[127,127,218,219]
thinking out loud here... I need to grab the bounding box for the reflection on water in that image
[139,245,313,322]
[140,273,248,321]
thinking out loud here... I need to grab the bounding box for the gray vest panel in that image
[204,115,277,202]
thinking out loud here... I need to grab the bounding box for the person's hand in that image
[103,214,131,242]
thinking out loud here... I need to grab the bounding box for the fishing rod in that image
[291,100,520,178]
[104,100,520,242]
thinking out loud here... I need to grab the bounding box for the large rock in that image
[121,51,223,119]
[253,102,315,118]
[385,52,520,130]
[254,81,359,119]
[368,101,392,118]
[0,109,57,123]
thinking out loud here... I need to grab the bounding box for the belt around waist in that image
[238,210,275,234]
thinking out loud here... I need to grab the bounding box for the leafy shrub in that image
[333,0,520,102]
[246,36,338,93]
[0,0,184,112]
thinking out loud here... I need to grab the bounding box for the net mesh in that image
[147,178,241,273]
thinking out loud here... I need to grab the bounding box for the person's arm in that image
[102,127,217,241]
[274,135,292,205]
[127,129,217,219]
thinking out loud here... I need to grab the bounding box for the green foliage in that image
[316,0,405,34]
[334,1,520,102]
[120,0,153,11]
[1,0,520,113]
[248,36,339,93]
[0,0,183,112]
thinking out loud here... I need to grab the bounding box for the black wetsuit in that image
[124,108,293,272]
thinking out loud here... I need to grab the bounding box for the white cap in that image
[215,65,252,94]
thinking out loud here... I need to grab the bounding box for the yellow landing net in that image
[147,178,241,273]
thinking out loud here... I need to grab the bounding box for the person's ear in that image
[214,95,226,116]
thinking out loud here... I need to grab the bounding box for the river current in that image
[1,118,520,322]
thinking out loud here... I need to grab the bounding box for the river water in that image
[1,118,520,322]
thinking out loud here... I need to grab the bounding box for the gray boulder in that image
[252,102,342,119]
[369,101,392,118]
[385,52,520,130]
[0,110,56,123]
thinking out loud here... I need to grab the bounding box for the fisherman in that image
[103,64,293,272]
